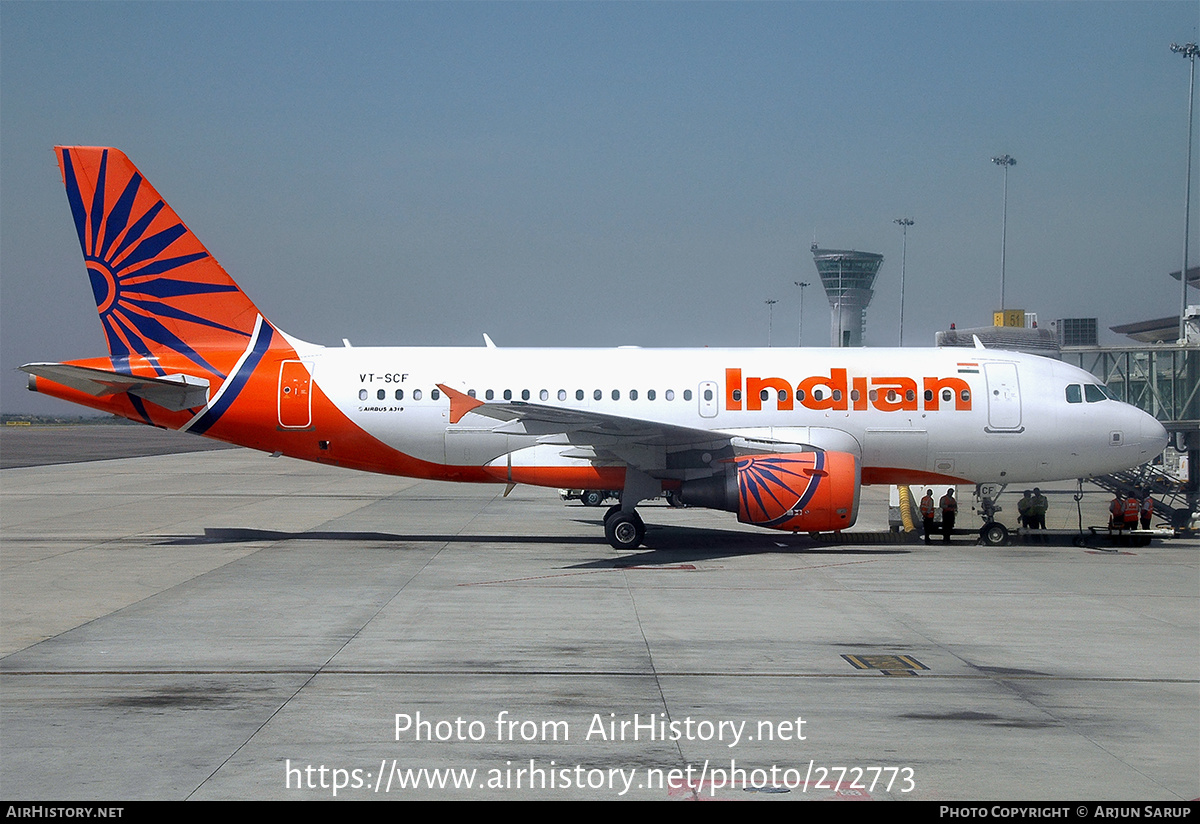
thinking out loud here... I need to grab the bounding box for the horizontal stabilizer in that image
[22,363,210,412]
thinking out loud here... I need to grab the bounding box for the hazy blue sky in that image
[2,1,1197,414]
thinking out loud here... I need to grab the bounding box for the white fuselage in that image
[292,343,1166,486]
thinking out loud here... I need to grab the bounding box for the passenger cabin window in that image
[431,389,440,401]
[359,389,368,400]
[683,390,692,401]
[413,389,423,400]
[647,389,656,401]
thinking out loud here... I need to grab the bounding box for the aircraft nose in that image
[1142,413,1169,454]
[1131,408,1169,458]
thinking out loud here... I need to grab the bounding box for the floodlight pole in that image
[765,299,778,347]
[1172,43,1197,342]
[894,218,914,345]
[794,281,810,347]
[991,155,1016,314]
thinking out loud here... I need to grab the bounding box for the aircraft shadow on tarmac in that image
[159,522,912,567]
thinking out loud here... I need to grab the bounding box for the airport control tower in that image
[810,245,884,347]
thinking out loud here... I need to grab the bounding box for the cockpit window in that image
[1084,384,1107,403]
[1066,384,1082,404]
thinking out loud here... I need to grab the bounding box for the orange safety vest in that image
[1122,497,1141,522]
[920,496,936,517]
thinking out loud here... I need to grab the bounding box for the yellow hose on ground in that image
[897,485,916,532]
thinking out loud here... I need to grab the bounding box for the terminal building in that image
[810,245,883,347]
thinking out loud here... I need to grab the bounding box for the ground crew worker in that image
[1123,494,1141,530]
[920,489,936,544]
[939,488,957,543]
[1140,491,1154,530]
[1030,488,1048,530]
[1110,495,1125,529]
[1017,491,1032,529]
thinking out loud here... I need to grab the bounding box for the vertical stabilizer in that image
[56,146,267,381]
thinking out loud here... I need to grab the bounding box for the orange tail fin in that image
[57,146,266,380]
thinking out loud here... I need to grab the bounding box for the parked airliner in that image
[22,147,1169,548]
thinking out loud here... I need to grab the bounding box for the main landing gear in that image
[604,467,658,550]
[604,505,645,550]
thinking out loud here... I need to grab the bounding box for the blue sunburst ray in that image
[60,151,89,257]
[111,201,165,262]
[99,173,142,260]
[88,150,108,255]
[105,312,165,375]
[122,296,250,338]
[117,308,226,378]
[117,254,217,284]
[114,224,188,273]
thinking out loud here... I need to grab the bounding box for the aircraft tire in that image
[581,490,604,507]
[605,511,645,550]
[981,522,1009,546]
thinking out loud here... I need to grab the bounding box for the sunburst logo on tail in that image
[59,147,259,380]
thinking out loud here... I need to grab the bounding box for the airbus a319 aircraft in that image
[22,147,1169,549]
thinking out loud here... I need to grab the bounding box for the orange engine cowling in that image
[735,451,860,532]
[676,451,861,533]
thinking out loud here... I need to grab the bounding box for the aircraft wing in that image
[440,382,727,442]
[437,382,819,475]
[21,363,210,412]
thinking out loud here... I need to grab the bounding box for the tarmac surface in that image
[1,427,1197,800]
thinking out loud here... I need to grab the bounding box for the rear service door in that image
[278,360,314,428]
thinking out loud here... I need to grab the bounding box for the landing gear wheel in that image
[980,522,1009,546]
[581,490,604,507]
[604,504,622,523]
[605,510,646,550]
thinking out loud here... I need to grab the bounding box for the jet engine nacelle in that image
[677,451,860,533]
